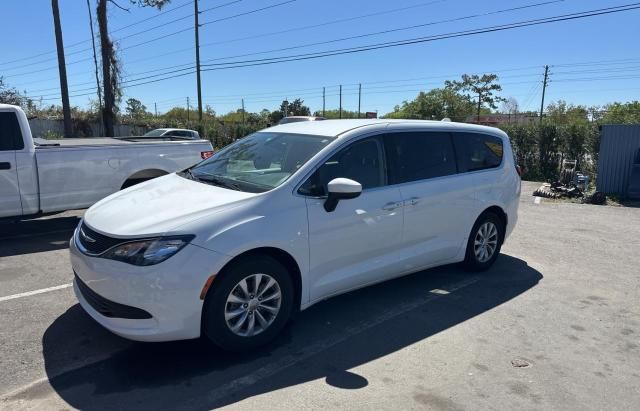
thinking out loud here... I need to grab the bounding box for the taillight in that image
[201,150,214,160]
[515,165,523,177]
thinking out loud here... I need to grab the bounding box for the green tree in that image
[125,98,148,120]
[318,109,362,119]
[545,100,589,125]
[0,77,25,106]
[383,88,474,121]
[0,77,37,115]
[267,98,310,123]
[446,74,504,122]
[599,101,640,124]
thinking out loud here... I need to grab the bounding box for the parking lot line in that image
[0,283,72,303]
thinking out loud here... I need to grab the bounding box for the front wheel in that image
[202,255,294,352]
[464,212,504,271]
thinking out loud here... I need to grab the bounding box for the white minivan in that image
[70,119,521,351]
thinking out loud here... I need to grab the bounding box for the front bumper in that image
[70,231,231,342]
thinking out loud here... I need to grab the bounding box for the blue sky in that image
[1,0,639,116]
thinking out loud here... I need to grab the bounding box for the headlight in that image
[103,235,194,266]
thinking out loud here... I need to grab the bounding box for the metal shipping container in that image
[597,125,640,198]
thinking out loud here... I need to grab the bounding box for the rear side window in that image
[384,132,457,184]
[452,133,503,172]
[0,112,25,151]
[299,137,384,196]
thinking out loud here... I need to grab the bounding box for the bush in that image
[499,121,599,182]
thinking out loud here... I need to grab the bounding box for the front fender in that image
[190,199,310,304]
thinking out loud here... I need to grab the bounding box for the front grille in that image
[77,222,122,255]
[75,273,152,319]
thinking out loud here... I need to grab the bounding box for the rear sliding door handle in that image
[0,162,11,170]
[382,201,403,211]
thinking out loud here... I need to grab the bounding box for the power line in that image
[108,0,243,43]
[198,0,449,49]
[201,0,297,26]
[191,3,640,71]
[0,0,194,67]
[0,0,561,81]
[114,0,295,53]
[198,0,568,66]
[34,3,640,99]
[0,0,241,72]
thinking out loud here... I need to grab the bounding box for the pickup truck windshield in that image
[186,132,332,193]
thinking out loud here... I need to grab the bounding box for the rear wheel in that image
[202,255,294,351]
[464,212,504,271]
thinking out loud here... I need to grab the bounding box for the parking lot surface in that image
[1,181,639,410]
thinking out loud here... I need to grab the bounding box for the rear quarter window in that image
[0,112,25,151]
[452,132,503,172]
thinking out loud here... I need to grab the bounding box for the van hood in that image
[83,173,257,237]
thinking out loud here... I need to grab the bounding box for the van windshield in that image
[185,132,332,193]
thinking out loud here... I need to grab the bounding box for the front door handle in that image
[382,201,403,211]
[404,196,420,206]
[0,162,11,170]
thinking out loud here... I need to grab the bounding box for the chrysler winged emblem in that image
[80,228,96,243]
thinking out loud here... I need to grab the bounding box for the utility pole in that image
[97,0,115,137]
[358,83,361,118]
[339,85,342,119]
[241,99,246,126]
[51,0,72,138]
[322,87,325,117]
[86,0,103,136]
[154,102,158,118]
[194,0,203,125]
[539,65,549,123]
[187,96,190,123]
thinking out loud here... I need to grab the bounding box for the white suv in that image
[70,119,521,351]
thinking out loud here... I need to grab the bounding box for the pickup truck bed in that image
[1,104,214,219]
[33,136,196,147]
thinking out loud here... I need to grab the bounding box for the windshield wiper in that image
[179,169,198,181]
[195,174,243,191]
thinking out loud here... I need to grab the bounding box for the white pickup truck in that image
[0,104,213,219]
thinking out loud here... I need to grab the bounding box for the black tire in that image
[463,212,504,271]
[202,254,294,352]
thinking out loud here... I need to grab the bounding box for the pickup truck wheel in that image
[464,212,504,271]
[202,255,294,352]
[121,178,147,189]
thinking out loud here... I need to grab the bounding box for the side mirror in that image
[324,178,362,212]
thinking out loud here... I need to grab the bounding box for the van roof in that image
[263,119,507,139]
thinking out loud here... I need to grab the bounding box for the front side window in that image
[187,132,332,193]
[299,137,384,197]
[384,132,456,184]
[0,112,25,151]
[453,133,503,172]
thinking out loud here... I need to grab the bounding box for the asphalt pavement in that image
[0,182,639,410]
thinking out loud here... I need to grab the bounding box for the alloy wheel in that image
[224,273,282,337]
[473,221,498,263]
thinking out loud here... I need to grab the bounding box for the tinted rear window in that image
[0,112,25,151]
[452,133,503,172]
[384,132,457,184]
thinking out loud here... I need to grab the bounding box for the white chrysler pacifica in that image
[70,119,521,351]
